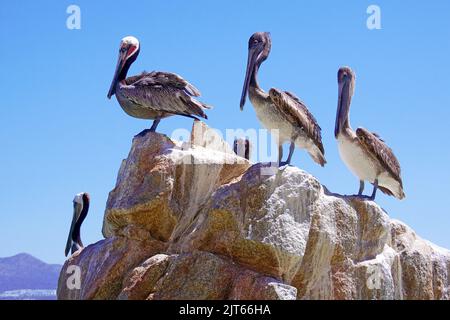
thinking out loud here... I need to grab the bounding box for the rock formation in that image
[57,121,450,300]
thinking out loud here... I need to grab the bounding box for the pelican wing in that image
[128,71,202,97]
[269,88,325,154]
[356,127,403,187]
[122,71,211,119]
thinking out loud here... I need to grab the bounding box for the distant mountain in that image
[0,253,61,300]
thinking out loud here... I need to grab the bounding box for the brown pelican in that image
[335,66,405,200]
[64,192,90,256]
[107,36,211,134]
[233,138,251,160]
[240,32,326,167]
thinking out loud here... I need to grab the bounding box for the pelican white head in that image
[120,36,139,48]
[108,36,141,99]
[73,193,84,206]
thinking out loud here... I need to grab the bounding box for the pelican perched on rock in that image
[233,138,251,160]
[335,66,405,200]
[240,32,326,167]
[107,36,211,134]
[65,193,90,256]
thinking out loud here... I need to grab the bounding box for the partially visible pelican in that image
[335,66,405,200]
[240,32,326,167]
[65,193,90,256]
[233,138,251,160]
[107,36,211,134]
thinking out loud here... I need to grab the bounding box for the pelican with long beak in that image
[65,193,90,256]
[107,36,211,134]
[335,66,405,200]
[240,32,325,167]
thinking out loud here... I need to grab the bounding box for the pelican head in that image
[233,138,251,160]
[240,32,272,110]
[107,36,140,99]
[335,66,356,138]
[337,66,355,87]
[64,192,90,257]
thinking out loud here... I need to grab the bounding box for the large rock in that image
[57,228,166,300]
[118,251,296,300]
[102,121,250,243]
[176,163,319,283]
[58,121,450,300]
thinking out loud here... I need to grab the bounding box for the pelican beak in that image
[240,46,259,111]
[64,201,82,257]
[107,49,127,99]
[335,77,351,138]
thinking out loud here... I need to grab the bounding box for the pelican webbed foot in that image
[278,142,296,167]
[348,179,378,201]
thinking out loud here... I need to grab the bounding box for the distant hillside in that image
[0,253,61,299]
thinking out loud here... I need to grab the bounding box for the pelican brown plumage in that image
[64,192,90,256]
[107,36,211,134]
[335,66,405,200]
[239,32,326,167]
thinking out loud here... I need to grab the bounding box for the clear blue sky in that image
[1,1,449,264]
